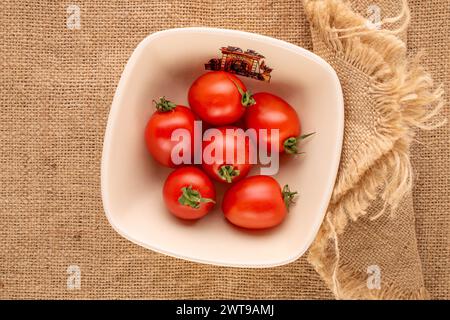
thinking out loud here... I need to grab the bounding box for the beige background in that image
[0,1,448,299]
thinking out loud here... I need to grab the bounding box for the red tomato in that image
[202,126,254,184]
[188,71,255,126]
[144,97,195,167]
[222,175,297,229]
[163,166,216,220]
[245,92,313,154]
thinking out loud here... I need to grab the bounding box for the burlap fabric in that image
[304,0,446,299]
[0,0,448,299]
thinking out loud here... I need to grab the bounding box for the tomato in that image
[163,166,216,220]
[222,175,297,229]
[244,92,313,154]
[202,126,254,184]
[144,97,195,167]
[188,71,255,126]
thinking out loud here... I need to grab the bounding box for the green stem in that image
[178,185,215,209]
[283,137,299,154]
[218,165,240,183]
[154,97,177,112]
[230,79,255,107]
[283,132,316,154]
[282,185,298,210]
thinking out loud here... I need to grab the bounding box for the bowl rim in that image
[101,27,344,268]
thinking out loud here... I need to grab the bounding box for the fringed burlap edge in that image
[303,0,445,299]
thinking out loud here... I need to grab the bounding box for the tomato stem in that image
[218,165,240,183]
[283,132,315,154]
[282,185,298,210]
[230,79,255,107]
[178,185,215,209]
[154,97,177,112]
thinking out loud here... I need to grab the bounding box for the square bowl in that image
[101,27,344,267]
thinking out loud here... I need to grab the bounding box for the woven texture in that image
[0,0,448,299]
[303,0,447,299]
[407,0,450,300]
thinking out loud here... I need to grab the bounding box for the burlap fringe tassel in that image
[303,0,445,299]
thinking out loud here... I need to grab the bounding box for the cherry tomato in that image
[222,175,297,229]
[244,92,313,154]
[144,97,195,167]
[188,71,255,126]
[202,126,254,184]
[163,166,216,220]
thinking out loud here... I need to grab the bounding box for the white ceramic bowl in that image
[101,27,344,267]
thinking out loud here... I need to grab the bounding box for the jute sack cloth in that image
[304,0,446,299]
[0,0,448,299]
